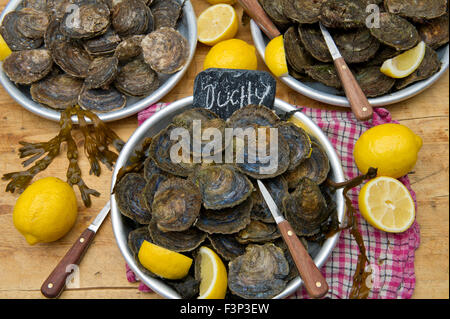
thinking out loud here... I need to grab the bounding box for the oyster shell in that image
[283,26,314,73]
[283,177,329,236]
[236,220,281,244]
[355,66,395,97]
[143,157,162,181]
[366,45,400,66]
[151,177,202,232]
[228,243,289,299]
[191,164,254,210]
[78,86,126,113]
[15,7,49,39]
[44,18,67,50]
[128,227,158,278]
[84,56,119,89]
[298,24,332,63]
[141,27,189,74]
[304,64,342,89]
[2,49,53,85]
[195,198,253,235]
[334,28,380,64]
[150,0,183,30]
[250,176,289,223]
[418,14,449,49]
[281,0,324,24]
[369,12,420,50]
[115,173,151,224]
[385,0,447,20]
[114,58,159,96]
[113,35,144,63]
[112,0,153,37]
[208,234,246,261]
[319,0,367,29]
[172,108,220,129]
[283,141,330,189]
[83,28,121,57]
[227,104,280,129]
[30,73,84,110]
[141,173,168,212]
[149,221,206,252]
[0,11,43,51]
[22,0,48,11]
[167,275,200,299]
[51,41,93,78]
[277,122,312,171]
[258,0,291,30]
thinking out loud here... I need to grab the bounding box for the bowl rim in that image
[250,20,450,107]
[110,96,346,299]
[0,0,198,123]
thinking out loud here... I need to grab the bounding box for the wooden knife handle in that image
[334,57,373,121]
[278,220,329,299]
[237,0,281,39]
[41,229,96,298]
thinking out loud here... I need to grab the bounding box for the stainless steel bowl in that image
[250,20,449,107]
[110,96,345,299]
[0,0,197,123]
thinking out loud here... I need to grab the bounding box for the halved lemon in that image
[265,35,289,77]
[138,240,193,280]
[197,246,228,299]
[358,177,415,233]
[0,34,12,61]
[380,41,426,78]
[197,4,238,46]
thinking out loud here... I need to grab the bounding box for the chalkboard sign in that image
[192,68,276,119]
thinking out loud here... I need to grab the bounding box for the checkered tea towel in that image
[125,104,420,299]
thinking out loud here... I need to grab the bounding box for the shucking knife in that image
[41,201,111,298]
[257,180,329,299]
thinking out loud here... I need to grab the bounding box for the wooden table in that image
[0,0,448,299]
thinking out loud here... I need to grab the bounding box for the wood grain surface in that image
[0,0,448,299]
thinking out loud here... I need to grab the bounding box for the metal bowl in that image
[110,96,345,299]
[250,20,449,107]
[0,0,197,123]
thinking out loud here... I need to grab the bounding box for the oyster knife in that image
[257,180,329,299]
[41,201,111,298]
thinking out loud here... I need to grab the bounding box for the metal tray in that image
[0,0,198,123]
[250,20,449,107]
[110,96,345,299]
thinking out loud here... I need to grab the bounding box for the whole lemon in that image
[203,39,258,70]
[206,0,236,4]
[13,177,78,245]
[354,123,423,178]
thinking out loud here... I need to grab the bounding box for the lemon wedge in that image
[0,34,12,61]
[197,4,238,46]
[197,246,228,299]
[380,41,426,78]
[358,177,415,233]
[138,240,193,280]
[265,35,289,77]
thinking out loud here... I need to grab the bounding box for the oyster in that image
[355,66,395,97]
[78,86,126,113]
[141,27,189,74]
[385,0,447,20]
[113,35,144,63]
[277,122,312,171]
[208,234,246,261]
[366,45,399,66]
[304,64,342,89]
[60,0,110,39]
[2,49,53,85]
[128,227,158,278]
[281,0,324,24]
[283,26,314,73]
[319,0,367,29]
[396,45,441,90]
[141,173,168,212]
[236,220,281,244]
[150,0,183,30]
[250,176,289,223]
[167,275,200,299]
[418,14,449,49]
[298,24,332,63]
[228,243,289,299]
[191,164,254,210]
[283,177,329,236]
[334,29,380,64]
[258,0,291,30]
[115,173,151,224]
[195,198,253,235]
[283,141,330,189]
[227,104,280,129]
[114,59,159,96]
[47,0,72,18]
[51,41,93,78]
[83,28,121,57]
[44,18,67,50]
[15,8,49,39]
[151,177,202,232]
[148,124,196,177]
[149,221,206,252]
[84,56,119,89]
[30,73,83,109]
[143,157,162,181]
[172,108,219,129]
[0,11,43,51]
[369,13,420,50]
[111,0,153,37]
[22,0,48,11]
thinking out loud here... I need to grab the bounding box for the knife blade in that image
[319,22,373,121]
[41,201,111,298]
[257,180,329,298]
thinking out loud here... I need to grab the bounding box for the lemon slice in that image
[358,177,415,233]
[265,35,289,77]
[138,240,193,280]
[380,41,426,78]
[0,34,12,61]
[197,246,228,299]
[197,4,238,46]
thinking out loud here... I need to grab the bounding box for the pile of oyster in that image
[116,105,338,299]
[259,0,448,97]
[0,0,189,113]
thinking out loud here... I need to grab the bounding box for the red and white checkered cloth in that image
[126,104,420,299]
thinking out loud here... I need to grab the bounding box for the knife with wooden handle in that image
[237,0,281,39]
[40,201,110,298]
[257,180,329,299]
